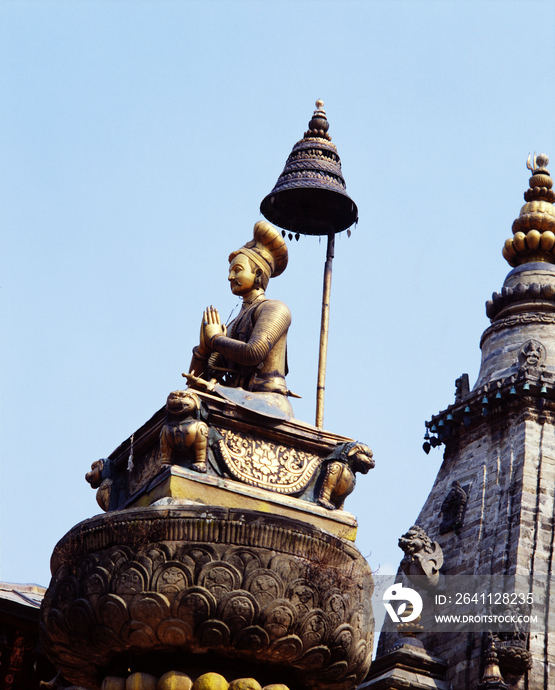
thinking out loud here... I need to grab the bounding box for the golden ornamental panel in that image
[216,429,321,494]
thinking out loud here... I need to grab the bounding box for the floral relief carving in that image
[216,430,321,494]
[245,569,283,607]
[219,591,258,636]
[287,580,318,616]
[199,562,242,597]
[261,601,297,641]
[113,563,148,600]
[153,563,190,595]
[324,590,347,629]
[174,586,216,629]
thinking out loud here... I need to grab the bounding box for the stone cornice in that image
[424,373,555,454]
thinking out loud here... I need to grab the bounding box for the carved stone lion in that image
[317,442,374,511]
[85,459,113,512]
[159,390,210,472]
[398,525,444,590]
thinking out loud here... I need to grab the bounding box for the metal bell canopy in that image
[260,100,358,430]
[260,100,358,235]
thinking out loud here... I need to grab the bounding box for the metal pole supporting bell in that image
[260,100,358,428]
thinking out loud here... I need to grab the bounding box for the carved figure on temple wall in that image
[187,221,293,416]
[439,480,468,534]
[398,525,444,591]
[317,442,374,510]
[518,338,546,373]
[159,390,210,472]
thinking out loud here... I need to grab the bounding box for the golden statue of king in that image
[53,104,374,690]
[188,220,293,414]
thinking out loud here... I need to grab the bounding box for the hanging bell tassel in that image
[127,433,135,471]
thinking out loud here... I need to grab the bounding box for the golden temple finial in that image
[502,153,555,267]
[395,602,424,638]
[477,637,508,689]
[526,151,550,174]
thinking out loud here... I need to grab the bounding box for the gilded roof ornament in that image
[503,153,555,267]
[477,637,508,689]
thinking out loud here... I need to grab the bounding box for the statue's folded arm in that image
[211,300,291,367]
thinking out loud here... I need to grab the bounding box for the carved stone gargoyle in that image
[317,442,374,510]
[398,525,444,591]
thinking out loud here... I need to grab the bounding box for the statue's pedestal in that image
[128,465,358,541]
[40,389,374,690]
[94,390,366,525]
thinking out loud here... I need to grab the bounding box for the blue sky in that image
[1,0,555,604]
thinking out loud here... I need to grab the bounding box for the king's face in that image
[228,253,257,296]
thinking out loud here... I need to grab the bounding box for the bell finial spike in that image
[305,98,331,141]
